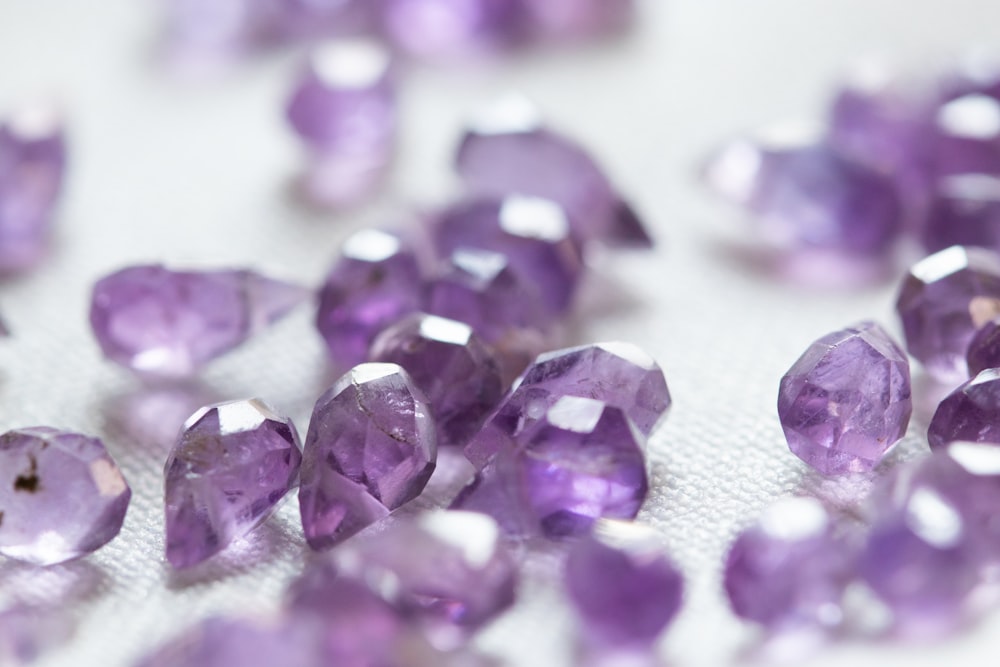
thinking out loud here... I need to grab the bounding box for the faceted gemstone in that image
[702,127,903,255]
[723,497,854,631]
[896,245,1000,382]
[464,341,670,470]
[455,95,647,246]
[0,427,130,566]
[369,314,504,447]
[299,363,437,550]
[453,396,648,538]
[0,102,66,273]
[777,321,912,475]
[89,264,307,378]
[922,175,1000,253]
[521,0,633,42]
[432,196,583,315]
[316,228,424,369]
[967,319,1000,376]
[930,90,1000,177]
[164,399,303,569]
[564,520,683,648]
[379,0,526,58]
[286,39,395,207]
[927,368,1000,449]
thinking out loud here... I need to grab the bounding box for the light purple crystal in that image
[921,175,1000,253]
[0,427,130,566]
[316,228,424,369]
[299,363,437,550]
[723,497,853,631]
[0,102,65,273]
[370,314,503,447]
[164,399,303,569]
[930,89,1000,177]
[896,245,1000,382]
[928,368,1000,449]
[777,321,912,475]
[90,264,307,378]
[0,604,74,665]
[379,0,525,58]
[967,318,1000,376]
[565,519,683,648]
[521,0,633,42]
[465,341,670,470]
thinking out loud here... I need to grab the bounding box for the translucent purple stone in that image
[465,341,671,470]
[896,245,1000,382]
[432,196,583,315]
[89,264,307,378]
[967,319,1000,376]
[922,175,1000,253]
[0,427,130,566]
[564,520,683,649]
[928,368,1000,449]
[777,321,912,475]
[379,0,525,58]
[369,314,503,447]
[299,363,437,550]
[316,228,424,369]
[521,0,633,42]
[723,497,854,631]
[0,604,74,665]
[0,102,66,273]
[930,90,1000,177]
[164,399,303,569]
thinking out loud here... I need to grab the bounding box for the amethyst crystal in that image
[967,318,1000,376]
[316,228,424,369]
[896,245,1000,382]
[931,90,1000,177]
[521,0,633,42]
[370,314,503,447]
[723,497,854,631]
[465,341,671,470]
[89,264,307,378]
[922,175,1000,253]
[164,399,303,569]
[0,427,130,565]
[777,321,912,475]
[564,520,683,648]
[299,363,437,549]
[928,368,1000,449]
[379,0,525,58]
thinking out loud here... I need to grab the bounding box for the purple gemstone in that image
[299,363,437,550]
[379,0,525,58]
[268,0,375,42]
[164,399,303,569]
[432,196,583,315]
[0,427,130,566]
[702,127,903,256]
[521,0,633,41]
[90,264,307,378]
[927,368,1000,449]
[455,96,644,246]
[0,604,74,665]
[777,321,912,475]
[896,245,1000,382]
[465,341,670,470]
[930,91,1000,177]
[316,228,424,369]
[723,497,853,631]
[564,520,683,649]
[286,39,395,207]
[454,396,648,538]
[967,318,1000,376]
[370,314,503,447]
[921,175,1000,253]
[0,102,66,273]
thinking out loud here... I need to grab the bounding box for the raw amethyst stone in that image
[316,228,424,369]
[723,497,853,631]
[928,368,1000,449]
[967,318,1000,376]
[432,196,583,315]
[0,102,66,273]
[370,314,503,447]
[521,0,633,42]
[90,264,307,378]
[164,399,303,569]
[777,321,912,475]
[0,427,130,566]
[379,0,525,58]
[922,175,1000,253]
[896,245,1000,382]
[465,341,671,470]
[564,520,683,648]
[299,363,437,549]
[454,396,648,538]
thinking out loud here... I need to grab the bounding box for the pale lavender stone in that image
[432,196,583,315]
[521,0,633,41]
[930,90,1000,177]
[316,228,424,369]
[0,427,130,566]
[0,604,74,665]
[896,245,1000,382]
[370,314,504,447]
[299,363,437,550]
[164,399,302,569]
[922,175,1000,253]
[928,368,1000,449]
[465,341,670,470]
[565,520,683,648]
[90,264,307,378]
[967,319,1000,376]
[0,102,65,273]
[777,321,912,475]
[380,0,525,58]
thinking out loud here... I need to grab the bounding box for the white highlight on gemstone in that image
[941,173,1000,203]
[312,38,391,89]
[343,229,402,263]
[419,314,472,346]
[593,518,663,560]
[352,362,402,385]
[910,245,970,283]
[596,341,657,370]
[90,459,128,497]
[547,395,605,433]
[7,100,62,141]
[469,93,542,135]
[968,367,1000,388]
[905,487,964,548]
[499,196,569,242]
[938,94,1000,139]
[419,510,499,569]
[4,531,73,565]
[216,400,268,436]
[949,441,1000,475]
[760,497,828,541]
[451,247,507,282]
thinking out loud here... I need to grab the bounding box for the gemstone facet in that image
[966,318,1000,377]
[928,368,1000,449]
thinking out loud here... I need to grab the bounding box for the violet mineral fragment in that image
[928,368,1000,449]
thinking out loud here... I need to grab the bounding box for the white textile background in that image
[1,1,999,665]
